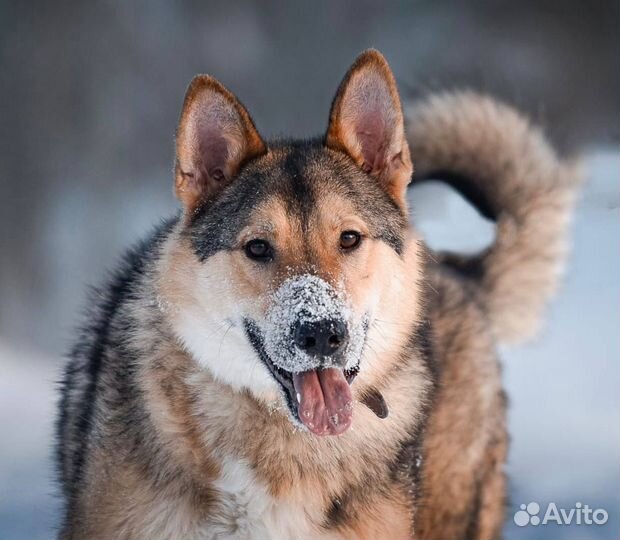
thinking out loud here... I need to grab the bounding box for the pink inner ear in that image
[198,127,229,180]
[197,123,230,181]
[356,110,387,172]
[339,69,397,173]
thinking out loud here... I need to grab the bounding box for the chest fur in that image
[200,457,415,540]
[204,457,340,540]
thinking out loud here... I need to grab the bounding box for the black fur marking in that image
[188,138,408,262]
[411,170,498,222]
[389,316,438,519]
[438,250,488,281]
[188,168,270,261]
[411,315,438,383]
[56,218,177,512]
[281,145,315,224]
[464,476,484,540]
[323,482,392,531]
[325,493,351,529]
[411,172,498,284]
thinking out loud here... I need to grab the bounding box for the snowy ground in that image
[0,344,59,539]
[0,150,618,539]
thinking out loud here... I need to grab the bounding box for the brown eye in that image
[244,239,273,262]
[340,231,362,251]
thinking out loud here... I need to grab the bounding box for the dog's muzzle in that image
[245,274,370,436]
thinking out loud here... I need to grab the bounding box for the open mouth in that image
[244,319,359,436]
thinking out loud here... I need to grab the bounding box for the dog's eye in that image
[244,239,273,262]
[340,231,362,251]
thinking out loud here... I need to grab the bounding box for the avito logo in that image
[514,501,609,527]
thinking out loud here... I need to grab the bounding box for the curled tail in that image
[406,92,581,344]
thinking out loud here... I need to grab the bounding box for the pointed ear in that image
[325,50,412,207]
[174,75,267,214]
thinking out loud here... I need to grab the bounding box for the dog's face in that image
[159,50,423,436]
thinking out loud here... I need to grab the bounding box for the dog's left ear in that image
[175,75,267,214]
[325,50,412,208]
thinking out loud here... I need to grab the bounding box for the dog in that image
[56,49,578,539]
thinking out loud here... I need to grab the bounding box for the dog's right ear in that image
[174,76,267,214]
[325,50,412,209]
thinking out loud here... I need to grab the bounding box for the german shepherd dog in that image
[56,50,578,539]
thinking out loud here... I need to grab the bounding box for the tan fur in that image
[344,491,414,540]
[415,271,507,540]
[67,451,215,540]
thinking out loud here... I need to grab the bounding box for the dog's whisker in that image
[216,321,235,358]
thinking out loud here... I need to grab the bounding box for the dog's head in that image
[160,50,423,436]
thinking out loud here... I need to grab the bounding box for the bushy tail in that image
[405,92,581,344]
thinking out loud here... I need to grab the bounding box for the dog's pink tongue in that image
[293,368,353,436]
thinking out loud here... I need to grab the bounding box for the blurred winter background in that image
[0,1,618,539]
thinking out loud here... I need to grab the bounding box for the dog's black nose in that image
[294,319,349,357]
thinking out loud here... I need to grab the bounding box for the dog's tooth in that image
[296,392,301,403]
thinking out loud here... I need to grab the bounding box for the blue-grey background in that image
[1,2,618,539]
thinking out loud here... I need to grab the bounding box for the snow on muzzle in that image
[262,275,366,436]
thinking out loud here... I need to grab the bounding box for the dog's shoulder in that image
[56,216,179,515]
